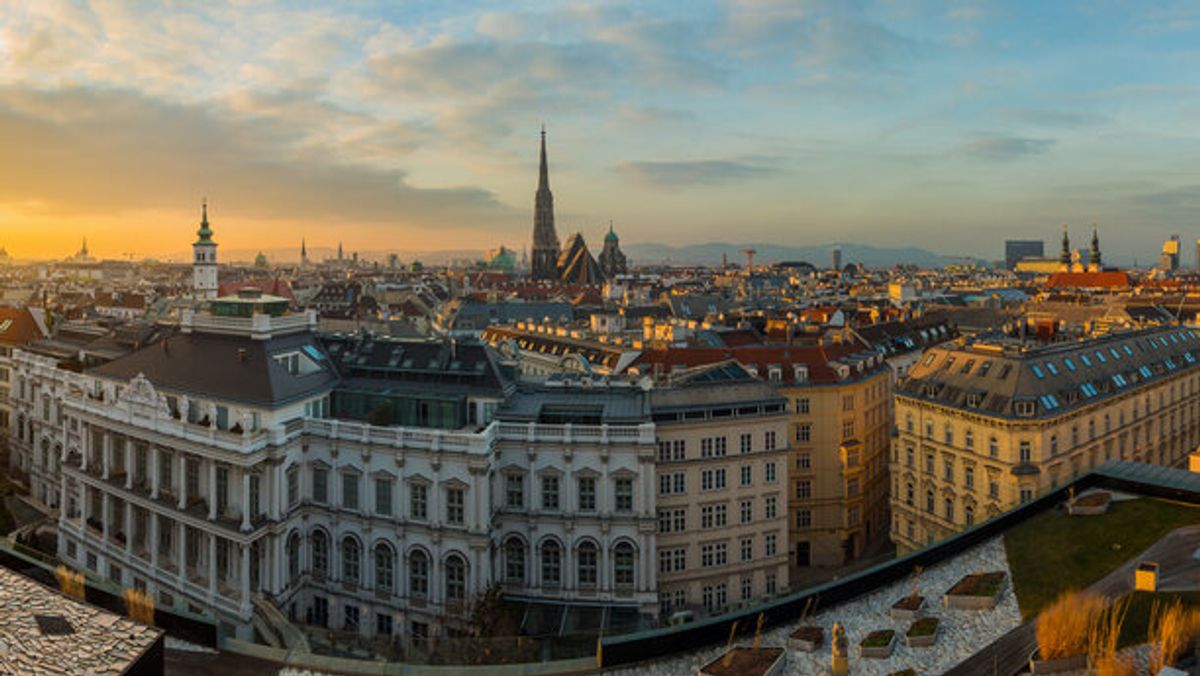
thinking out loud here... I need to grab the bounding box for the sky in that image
[2,0,1200,263]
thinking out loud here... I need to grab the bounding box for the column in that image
[208,534,218,598]
[240,543,251,611]
[150,447,159,500]
[177,454,187,510]
[269,467,281,520]
[81,428,89,470]
[101,435,111,480]
[150,512,160,568]
[177,522,187,584]
[101,494,110,545]
[241,471,252,532]
[124,439,133,490]
[124,501,133,555]
[78,483,86,524]
[208,461,217,520]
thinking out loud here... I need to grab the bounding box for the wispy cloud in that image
[960,135,1055,161]
[616,159,779,188]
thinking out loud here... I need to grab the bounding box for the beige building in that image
[650,363,790,619]
[892,326,1200,553]
[782,354,892,578]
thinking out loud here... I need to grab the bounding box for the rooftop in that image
[0,565,163,674]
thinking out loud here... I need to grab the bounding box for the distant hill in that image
[623,242,971,269]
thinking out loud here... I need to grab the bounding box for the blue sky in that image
[1,0,1199,262]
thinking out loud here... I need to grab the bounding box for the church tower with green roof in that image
[193,200,219,299]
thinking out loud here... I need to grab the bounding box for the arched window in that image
[374,543,394,594]
[342,537,361,586]
[409,550,429,598]
[965,505,975,527]
[312,531,329,579]
[577,541,597,588]
[504,537,526,584]
[944,498,954,522]
[540,540,561,587]
[287,532,300,583]
[613,542,635,588]
[925,490,934,513]
[445,554,466,602]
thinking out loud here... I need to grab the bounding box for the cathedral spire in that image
[1090,222,1101,269]
[538,124,550,191]
[1059,223,1071,265]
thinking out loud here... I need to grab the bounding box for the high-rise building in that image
[1160,235,1180,272]
[531,128,560,280]
[831,247,842,272]
[192,201,218,299]
[1004,240,1044,270]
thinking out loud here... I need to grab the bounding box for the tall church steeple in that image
[531,125,560,280]
[1059,223,1071,266]
[192,199,218,299]
[1089,222,1101,270]
[301,237,308,266]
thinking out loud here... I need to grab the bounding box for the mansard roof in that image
[88,329,338,407]
[897,325,1200,420]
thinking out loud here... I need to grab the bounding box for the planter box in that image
[944,571,1006,610]
[891,595,926,621]
[1068,491,1112,516]
[1029,653,1088,674]
[860,630,897,659]
[699,647,785,676]
[905,617,940,648]
[1135,561,1159,592]
[787,625,823,652]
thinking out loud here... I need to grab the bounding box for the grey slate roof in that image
[88,330,338,407]
[897,326,1200,420]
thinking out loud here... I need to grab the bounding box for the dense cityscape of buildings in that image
[2,130,1200,672]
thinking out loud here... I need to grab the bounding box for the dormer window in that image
[793,365,809,383]
[1014,400,1036,417]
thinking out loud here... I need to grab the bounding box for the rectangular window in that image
[796,398,810,414]
[286,467,299,508]
[578,477,597,511]
[446,488,464,525]
[505,474,524,509]
[313,468,328,504]
[740,433,752,454]
[410,484,427,520]
[739,464,752,486]
[765,462,777,483]
[614,478,633,513]
[795,480,811,499]
[764,495,777,520]
[765,532,777,557]
[740,537,753,561]
[342,473,359,511]
[764,430,776,451]
[796,423,812,442]
[541,475,560,510]
[374,477,392,516]
[740,499,752,524]
[796,509,812,528]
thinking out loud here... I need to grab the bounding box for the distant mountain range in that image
[160,242,976,269]
[622,242,975,269]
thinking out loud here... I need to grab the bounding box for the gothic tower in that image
[531,126,560,280]
[1059,223,1071,267]
[1089,222,1102,270]
[301,237,309,267]
[192,200,218,299]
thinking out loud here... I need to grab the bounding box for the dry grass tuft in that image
[1147,598,1200,673]
[1036,591,1106,660]
[1088,596,1133,676]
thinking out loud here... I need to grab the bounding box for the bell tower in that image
[192,200,219,299]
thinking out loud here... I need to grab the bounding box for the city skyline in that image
[3,1,1200,262]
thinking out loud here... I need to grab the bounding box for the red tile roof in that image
[0,307,45,346]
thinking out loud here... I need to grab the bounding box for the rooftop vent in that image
[34,614,75,636]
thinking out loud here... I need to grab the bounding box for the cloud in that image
[616,159,780,188]
[960,135,1055,161]
[999,108,1107,128]
[0,85,514,227]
